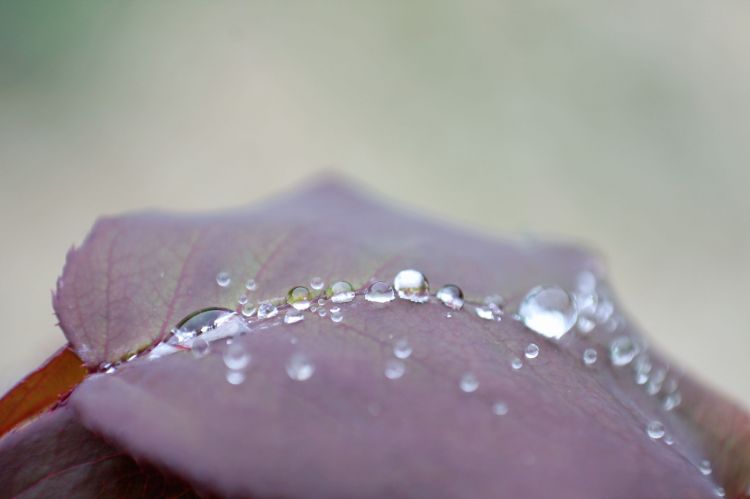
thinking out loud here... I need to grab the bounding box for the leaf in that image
[38,180,747,497]
[0,404,196,498]
[0,346,87,438]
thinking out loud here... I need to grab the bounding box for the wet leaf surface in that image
[2,180,748,497]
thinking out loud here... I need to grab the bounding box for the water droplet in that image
[576,270,598,293]
[511,358,523,370]
[286,352,315,381]
[475,306,495,320]
[436,285,464,310]
[310,276,325,291]
[647,368,667,395]
[223,343,250,370]
[365,281,395,303]
[245,279,257,291]
[583,348,598,366]
[393,269,430,303]
[317,308,327,317]
[715,486,725,497]
[577,315,596,334]
[326,281,356,303]
[330,309,343,323]
[483,295,505,314]
[216,271,231,287]
[646,420,665,440]
[698,459,712,476]
[492,401,509,416]
[663,392,681,411]
[609,336,639,366]
[172,308,233,343]
[595,299,614,323]
[241,303,257,317]
[287,286,312,310]
[393,338,412,359]
[445,312,453,318]
[524,343,540,359]
[664,434,674,445]
[459,372,479,393]
[284,308,304,325]
[257,302,278,320]
[317,298,325,306]
[191,337,210,358]
[226,370,245,385]
[518,286,578,340]
[384,359,406,379]
[238,294,248,306]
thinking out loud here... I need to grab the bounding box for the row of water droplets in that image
[130,267,720,493]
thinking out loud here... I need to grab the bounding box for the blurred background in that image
[0,1,748,405]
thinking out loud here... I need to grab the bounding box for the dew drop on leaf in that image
[223,343,250,370]
[511,358,523,370]
[172,307,234,343]
[393,269,430,303]
[518,285,578,339]
[216,271,231,287]
[524,343,539,359]
[698,459,712,476]
[582,348,598,366]
[330,309,343,323]
[226,370,245,385]
[365,281,395,303]
[191,337,210,358]
[436,284,464,310]
[326,281,356,303]
[393,338,412,359]
[492,401,509,416]
[610,336,639,367]
[459,372,479,393]
[646,420,665,440]
[384,359,406,380]
[286,352,315,381]
[284,308,304,325]
[310,276,325,291]
[474,306,495,320]
[287,286,312,310]
[257,302,278,320]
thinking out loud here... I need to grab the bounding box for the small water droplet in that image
[284,308,305,325]
[663,392,682,411]
[286,352,315,381]
[327,281,356,303]
[698,459,712,476]
[384,359,406,379]
[511,358,523,370]
[459,372,479,393]
[436,284,464,310]
[191,337,210,358]
[595,299,614,323]
[583,348,598,366]
[226,370,245,385]
[330,309,343,323]
[610,336,639,366]
[393,269,430,303]
[646,420,665,440]
[664,434,674,446]
[287,286,312,310]
[310,276,325,291]
[257,302,278,320]
[238,294,248,306]
[577,315,596,334]
[576,270,597,293]
[524,343,539,359]
[714,486,725,497]
[492,401,509,416]
[518,285,578,340]
[647,368,666,395]
[317,308,327,317]
[245,279,257,291]
[365,281,395,303]
[475,306,495,320]
[223,343,250,370]
[216,271,231,287]
[393,338,412,359]
[483,295,505,314]
[241,302,257,317]
[445,312,453,318]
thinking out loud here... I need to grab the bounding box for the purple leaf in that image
[5,179,745,497]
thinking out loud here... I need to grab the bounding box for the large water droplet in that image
[286,352,315,381]
[284,308,304,325]
[492,401,509,416]
[226,370,245,385]
[436,285,464,310]
[191,337,210,358]
[245,279,257,291]
[393,338,412,359]
[524,343,539,359]
[310,276,325,291]
[365,281,395,303]
[384,359,406,379]
[393,269,430,303]
[518,285,578,340]
[326,281,356,303]
[459,372,479,393]
[646,420,665,440]
[223,343,250,370]
[610,336,639,366]
[257,302,278,320]
[172,307,233,343]
[216,271,231,287]
[287,286,312,310]
[582,348,598,366]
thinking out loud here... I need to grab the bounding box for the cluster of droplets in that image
[131,267,724,492]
